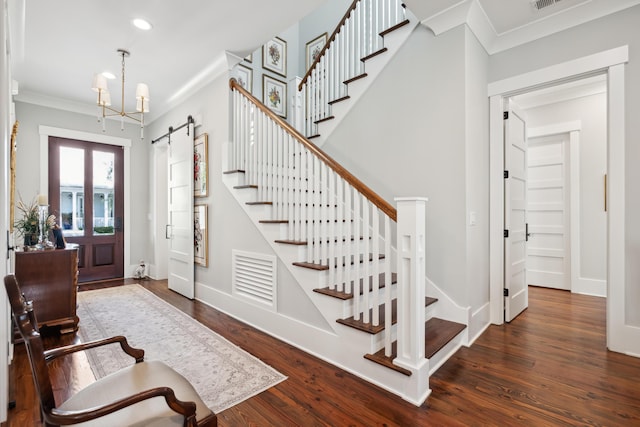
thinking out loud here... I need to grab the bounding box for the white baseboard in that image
[573,277,606,297]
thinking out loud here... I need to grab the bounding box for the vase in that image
[24,234,38,247]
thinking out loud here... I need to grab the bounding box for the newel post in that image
[393,197,430,404]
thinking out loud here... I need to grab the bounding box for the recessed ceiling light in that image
[102,72,116,80]
[133,18,153,30]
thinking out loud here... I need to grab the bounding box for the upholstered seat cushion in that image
[57,360,213,426]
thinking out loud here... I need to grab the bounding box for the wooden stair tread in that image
[379,19,410,37]
[344,73,368,85]
[361,47,388,62]
[275,235,367,247]
[364,318,466,376]
[246,201,272,205]
[328,95,350,105]
[234,184,258,189]
[293,253,385,271]
[337,296,435,334]
[313,272,397,300]
[424,317,466,359]
[308,134,320,139]
[314,115,335,124]
[364,342,412,376]
[259,219,288,224]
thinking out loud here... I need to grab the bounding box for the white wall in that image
[12,103,149,272]
[147,71,331,331]
[489,5,640,325]
[322,25,470,304]
[464,27,490,336]
[524,93,607,284]
[1,0,12,420]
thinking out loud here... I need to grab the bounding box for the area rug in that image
[76,284,286,413]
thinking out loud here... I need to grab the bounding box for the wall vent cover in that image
[232,250,277,310]
[531,0,561,10]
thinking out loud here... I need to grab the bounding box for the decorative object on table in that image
[15,194,57,249]
[52,225,66,249]
[194,133,208,197]
[237,64,253,93]
[194,204,208,267]
[306,32,327,70]
[15,196,41,247]
[263,75,287,118]
[262,37,287,77]
[9,121,18,233]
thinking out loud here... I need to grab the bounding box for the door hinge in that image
[504,229,509,238]
[503,111,509,120]
[504,288,509,297]
[504,170,509,179]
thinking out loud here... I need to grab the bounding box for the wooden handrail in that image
[298,0,360,91]
[230,78,397,222]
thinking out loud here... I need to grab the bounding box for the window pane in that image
[93,151,115,235]
[59,147,84,236]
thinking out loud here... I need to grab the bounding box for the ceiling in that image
[9,0,640,124]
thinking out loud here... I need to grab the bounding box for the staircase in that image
[296,0,418,146]
[223,0,466,405]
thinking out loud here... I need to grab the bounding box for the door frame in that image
[38,126,132,277]
[488,45,637,355]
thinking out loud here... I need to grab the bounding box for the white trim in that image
[488,47,638,356]
[38,126,132,278]
[488,46,628,96]
[606,63,636,353]
[528,121,581,138]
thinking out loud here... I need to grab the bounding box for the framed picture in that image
[262,37,287,77]
[237,64,253,92]
[194,204,208,267]
[263,75,287,118]
[306,33,327,70]
[194,133,208,197]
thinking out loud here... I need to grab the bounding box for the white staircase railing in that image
[230,79,409,357]
[298,0,407,138]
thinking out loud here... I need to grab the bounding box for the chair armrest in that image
[46,386,198,426]
[44,336,144,363]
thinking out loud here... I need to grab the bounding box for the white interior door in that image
[504,100,528,322]
[167,123,195,299]
[527,134,569,290]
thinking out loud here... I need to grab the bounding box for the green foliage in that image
[94,226,114,234]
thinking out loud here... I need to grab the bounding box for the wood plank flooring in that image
[6,281,640,426]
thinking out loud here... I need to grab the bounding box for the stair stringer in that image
[221,154,434,405]
[310,13,419,147]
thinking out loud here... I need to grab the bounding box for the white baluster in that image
[353,187,361,320]
[362,195,370,324]
[336,177,344,293]
[384,215,392,356]
[372,207,380,326]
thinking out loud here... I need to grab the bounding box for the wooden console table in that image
[14,245,79,333]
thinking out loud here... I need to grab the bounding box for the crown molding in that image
[416,0,640,55]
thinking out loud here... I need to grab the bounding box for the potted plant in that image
[14,196,57,247]
[14,196,39,246]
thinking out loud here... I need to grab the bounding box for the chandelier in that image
[91,49,149,139]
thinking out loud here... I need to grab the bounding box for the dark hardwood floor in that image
[6,280,640,426]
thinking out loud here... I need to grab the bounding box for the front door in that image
[504,100,529,322]
[48,137,124,282]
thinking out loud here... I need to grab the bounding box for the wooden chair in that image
[4,274,217,426]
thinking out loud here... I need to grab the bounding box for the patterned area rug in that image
[76,284,286,413]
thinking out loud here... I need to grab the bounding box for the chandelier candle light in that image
[92,49,149,139]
